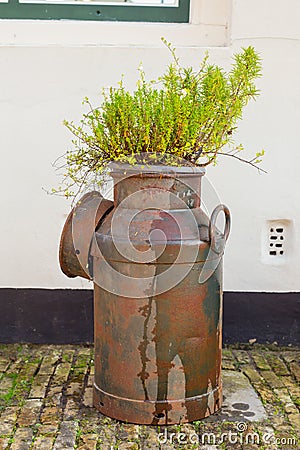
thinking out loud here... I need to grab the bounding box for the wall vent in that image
[262,220,292,264]
[269,226,285,256]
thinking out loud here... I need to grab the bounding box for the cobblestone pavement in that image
[0,344,299,449]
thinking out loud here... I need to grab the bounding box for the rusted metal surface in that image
[93,266,222,424]
[59,164,230,424]
[59,191,113,280]
[90,165,230,424]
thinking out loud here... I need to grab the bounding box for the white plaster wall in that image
[0,0,299,291]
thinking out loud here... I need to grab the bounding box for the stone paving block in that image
[232,350,251,365]
[264,354,290,376]
[281,377,300,407]
[290,362,300,383]
[38,355,60,376]
[36,423,59,436]
[29,374,51,399]
[193,447,217,450]
[98,420,117,447]
[33,345,51,357]
[0,375,14,396]
[0,406,19,435]
[118,444,140,450]
[241,365,264,385]
[56,345,76,351]
[66,381,82,397]
[142,426,160,450]
[40,406,62,425]
[263,403,287,425]
[96,444,114,450]
[10,378,33,406]
[17,399,42,427]
[222,349,235,360]
[64,398,81,421]
[0,359,10,373]
[160,441,177,450]
[52,363,72,384]
[53,421,78,450]
[80,413,101,434]
[6,359,23,374]
[261,371,285,389]
[274,422,297,436]
[0,437,9,450]
[273,388,298,414]
[118,423,140,442]
[60,350,75,364]
[83,387,93,408]
[222,360,236,370]
[251,352,271,371]
[19,361,41,379]
[44,385,62,408]
[280,351,300,365]
[222,350,236,370]
[10,427,33,450]
[72,366,86,376]
[269,410,288,428]
[87,374,94,387]
[77,348,92,357]
[288,413,300,433]
[46,384,63,399]
[31,435,54,450]
[251,382,278,405]
[75,355,90,370]
[44,393,62,408]
[77,433,98,450]
[68,368,83,380]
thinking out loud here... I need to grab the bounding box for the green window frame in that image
[0,0,190,22]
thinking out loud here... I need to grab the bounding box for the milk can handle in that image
[209,204,231,255]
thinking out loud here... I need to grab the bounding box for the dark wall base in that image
[0,289,94,344]
[0,289,298,345]
[223,292,299,345]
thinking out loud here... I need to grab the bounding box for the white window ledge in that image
[0,0,231,47]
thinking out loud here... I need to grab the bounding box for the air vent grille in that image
[269,226,285,256]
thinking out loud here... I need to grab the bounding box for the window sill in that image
[0,18,229,47]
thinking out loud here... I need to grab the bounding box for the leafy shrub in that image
[56,39,263,198]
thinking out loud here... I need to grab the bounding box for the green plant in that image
[56,39,263,198]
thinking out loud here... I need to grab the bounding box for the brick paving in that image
[0,344,298,449]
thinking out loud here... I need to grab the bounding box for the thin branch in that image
[201,151,267,173]
[52,152,68,167]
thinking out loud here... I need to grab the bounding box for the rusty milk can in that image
[59,163,230,425]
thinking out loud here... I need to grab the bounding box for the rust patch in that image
[137,298,153,401]
[59,191,113,279]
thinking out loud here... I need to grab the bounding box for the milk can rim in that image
[109,161,206,176]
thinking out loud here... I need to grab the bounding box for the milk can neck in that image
[110,164,205,210]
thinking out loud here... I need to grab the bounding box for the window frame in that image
[0,0,190,22]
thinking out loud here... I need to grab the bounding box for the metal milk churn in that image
[59,163,230,425]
